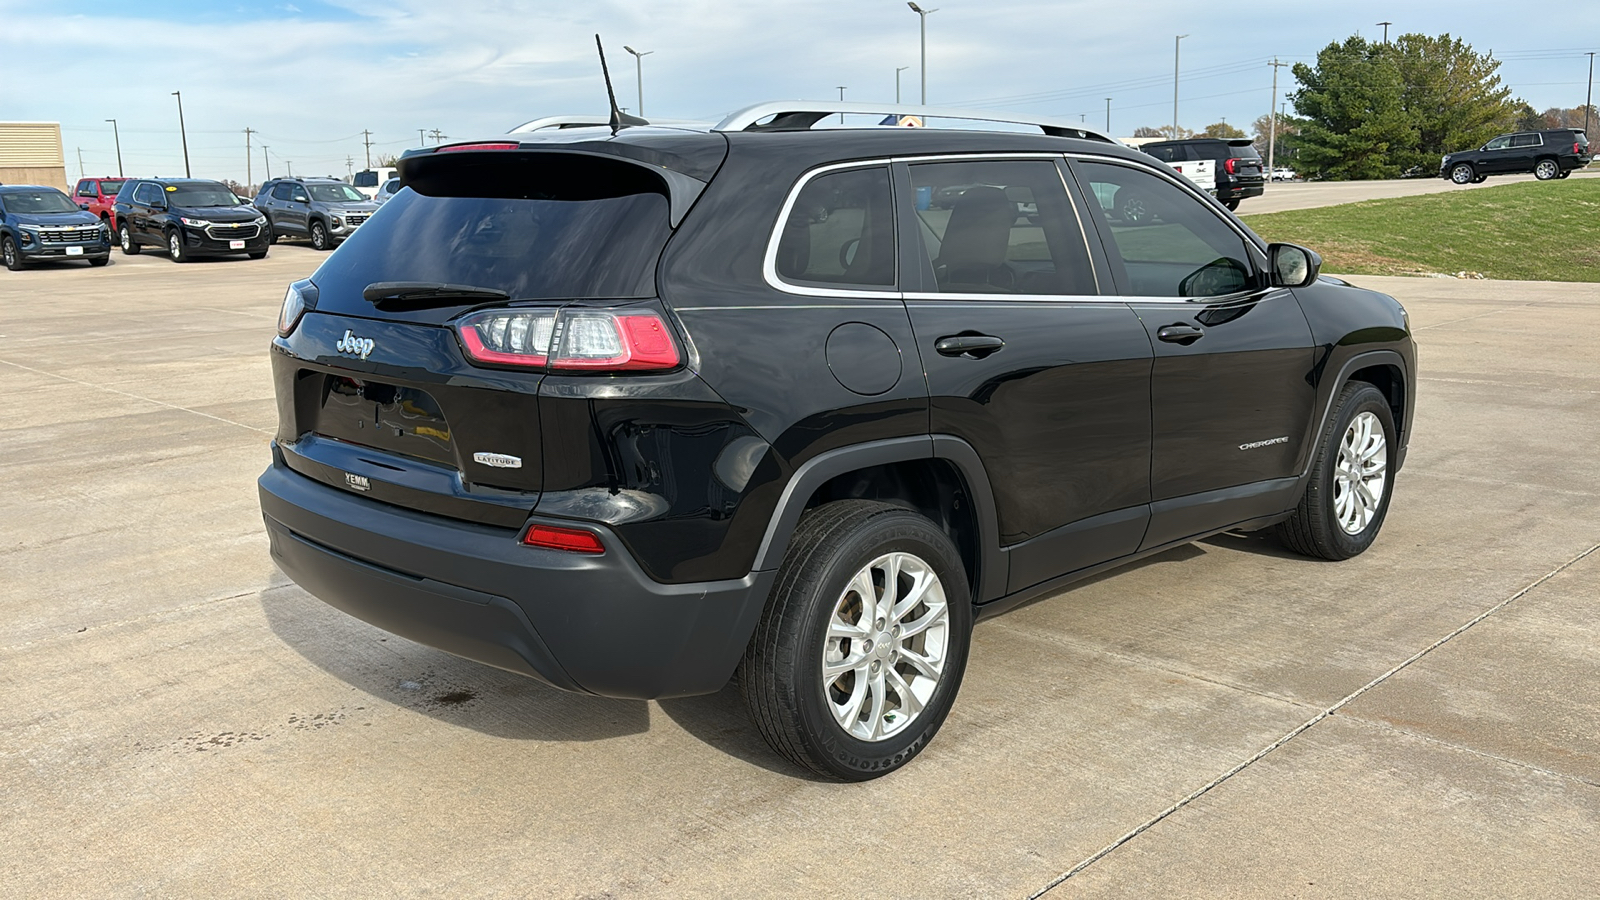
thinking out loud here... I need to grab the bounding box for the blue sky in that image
[6,0,1598,186]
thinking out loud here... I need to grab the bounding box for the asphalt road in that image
[1244,167,1600,215]
[2,247,1597,898]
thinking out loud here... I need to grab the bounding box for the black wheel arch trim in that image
[749,435,1006,604]
[1301,349,1410,488]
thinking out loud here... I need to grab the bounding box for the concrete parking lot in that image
[2,247,1597,898]
[1246,166,1600,214]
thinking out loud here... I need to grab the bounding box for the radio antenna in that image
[597,34,648,135]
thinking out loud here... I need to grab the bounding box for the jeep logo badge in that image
[336,329,376,360]
[345,472,371,491]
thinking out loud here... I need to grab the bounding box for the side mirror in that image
[1268,243,1322,288]
[78,202,90,210]
[293,195,309,204]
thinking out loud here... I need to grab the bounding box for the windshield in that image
[2,189,80,214]
[308,183,367,203]
[311,188,671,302]
[168,184,242,207]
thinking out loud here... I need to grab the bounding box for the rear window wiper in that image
[362,281,510,309]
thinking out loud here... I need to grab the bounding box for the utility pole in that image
[1268,58,1289,187]
[1106,98,1112,133]
[907,3,937,105]
[837,86,847,122]
[1173,35,1189,139]
[172,91,191,177]
[418,128,426,146]
[244,128,254,190]
[1586,52,1596,139]
[287,160,293,177]
[896,66,909,103]
[106,119,124,177]
[1377,21,1392,44]
[76,147,84,180]
[346,156,354,179]
[362,129,373,169]
[623,46,653,116]
[429,128,446,145]
[262,145,270,180]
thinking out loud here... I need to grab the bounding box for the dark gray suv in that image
[254,177,379,250]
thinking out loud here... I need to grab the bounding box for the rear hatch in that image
[273,145,710,527]
[1223,140,1264,181]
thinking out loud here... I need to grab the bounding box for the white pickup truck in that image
[1163,158,1216,194]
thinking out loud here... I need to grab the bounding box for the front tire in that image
[1534,159,1560,181]
[309,220,330,251]
[88,256,110,267]
[167,230,188,263]
[740,500,973,781]
[119,222,141,255]
[2,236,22,271]
[1450,163,1475,185]
[1277,382,1397,560]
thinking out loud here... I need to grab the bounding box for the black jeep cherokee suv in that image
[114,177,270,262]
[1441,128,1592,183]
[259,103,1416,780]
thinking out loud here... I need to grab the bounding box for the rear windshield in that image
[1228,144,1262,159]
[98,180,126,196]
[310,157,672,300]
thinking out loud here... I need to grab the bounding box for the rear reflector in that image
[438,142,521,153]
[522,524,605,554]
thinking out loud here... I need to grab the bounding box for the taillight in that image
[1576,142,1584,154]
[1224,158,1238,175]
[438,142,521,153]
[522,523,605,553]
[278,279,316,337]
[455,308,680,372]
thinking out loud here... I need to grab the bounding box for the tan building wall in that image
[0,122,70,191]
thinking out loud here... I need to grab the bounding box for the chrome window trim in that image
[1064,151,1270,255]
[762,158,904,300]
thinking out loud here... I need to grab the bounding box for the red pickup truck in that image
[71,177,129,230]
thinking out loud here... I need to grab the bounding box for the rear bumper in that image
[259,449,775,699]
[1217,179,1264,200]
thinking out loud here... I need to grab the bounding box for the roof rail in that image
[712,101,1114,142]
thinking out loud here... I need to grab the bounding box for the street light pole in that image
[1173,35,1188,139]
[105,119,123,177]
[171,91,191,177]
[896,66,909,103]
[907,3,938,105]
[1586,52,1596,138]
[837,86,847,123]
[1105,98,1112,133]
[262,145,270,180]
[244,127,254,189]
[623,46,653,116]
[1377,21,1392,44]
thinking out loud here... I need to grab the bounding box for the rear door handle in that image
[935,333,1006,358]
[1157,323,1204,345]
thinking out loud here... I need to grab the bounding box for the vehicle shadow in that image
[655,679,822,781]
[259,583,650,743]
[1199,527,1314,561]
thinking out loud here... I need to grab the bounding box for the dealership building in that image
[0,122,69,191]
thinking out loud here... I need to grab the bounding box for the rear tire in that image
[1450,163,1475,185]
[309,220,330,251]
[1223,199,1241,211]
[119,222,141,255]
[1534,158,1560,181]
[1277,382,1397,560]
[740,500,973,781]
[2,236,23,271]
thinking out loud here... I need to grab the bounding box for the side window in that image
[1511,133,1541,148]
[76,180,94,197]
[774,166,896,287]
[1145,145,1179,163]
[1484,135,1512,151]
[908,159,1095,295]
[132,183,157,205]
[271,183,293,201]
[1075,161,1255,299]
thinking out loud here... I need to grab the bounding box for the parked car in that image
[1440,129,1592,184]
[372,177,403,205]
[1140,138,1266,210]
[255,177,379,250]
[1,184,112,270]
[259,102,1416,781]
[350,167,398,199]
[113,178,270,262]
[71,177,129,231]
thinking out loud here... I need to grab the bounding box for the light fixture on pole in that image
[1172,35,1188,140]
[896,66,910,103]
[623,45,653,117]
[907,2,938,105]
[172,91,191,177]
[105,119,124,177]
[1377,21,1392,44]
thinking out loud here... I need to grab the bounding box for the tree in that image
[1202,121,1246,138]
[1389,33,1520,172]
[1252,113,1305,165]
[1291,36,1416,180]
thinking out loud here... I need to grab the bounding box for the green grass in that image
[1240,178,1600,282]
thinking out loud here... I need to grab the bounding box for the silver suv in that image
[254,177,379,251]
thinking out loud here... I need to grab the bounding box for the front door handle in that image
[1157,323,1204,345]
[935,333,1006,359]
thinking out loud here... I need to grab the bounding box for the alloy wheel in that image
[120,226,132,252]
[1333,410,1387,535]
[1536,160,1559,180]
[822,551,950,742]
[1451,164,1473,184]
